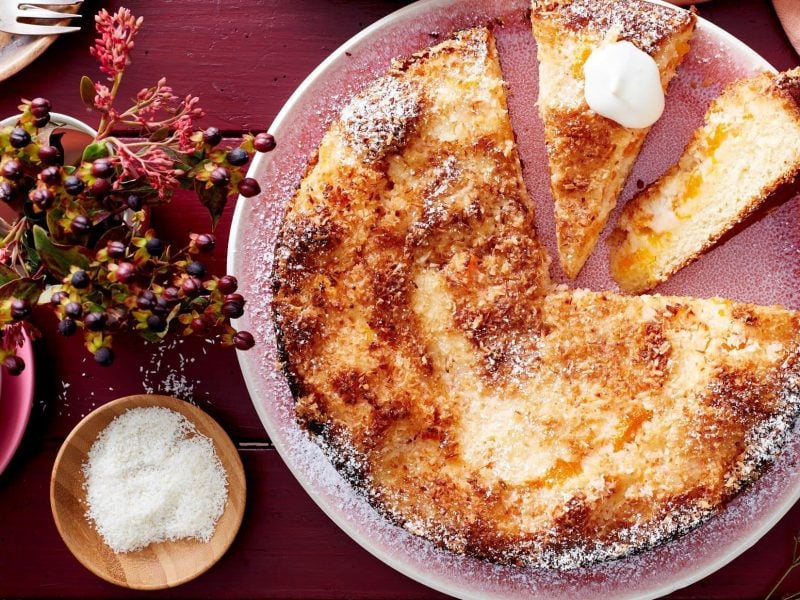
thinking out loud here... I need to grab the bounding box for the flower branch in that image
[0,7,276,373]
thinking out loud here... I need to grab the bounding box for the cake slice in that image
[531,0,696,278]
[610,68,800,293]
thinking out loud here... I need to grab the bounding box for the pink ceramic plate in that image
[229,1,800,598]
[0,333,35,475]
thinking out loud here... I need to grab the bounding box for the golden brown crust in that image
[272,28,800,570]
[531,0,695,54]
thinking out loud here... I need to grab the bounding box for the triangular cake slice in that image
[610,68,800,293]
[272,28,800,569]
[531,0,696,278]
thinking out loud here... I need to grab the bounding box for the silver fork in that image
[0,0,83,36]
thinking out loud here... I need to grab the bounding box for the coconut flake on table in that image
[82,406,228,553]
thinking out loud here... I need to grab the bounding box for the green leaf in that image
[0,277,42,305]
[137,329,160,343]
[46,207,65,238]
[193,179,227,230]
[80,76,95,108]
[32,225,91,279]
[0,263,20,287]
[149,127,170,142]
[81,142,109,163]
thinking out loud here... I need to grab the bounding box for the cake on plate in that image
[271,26,800,568]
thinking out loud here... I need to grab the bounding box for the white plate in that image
[0,4,81,84]
[228,1,800,598]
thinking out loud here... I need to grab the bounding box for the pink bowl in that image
[0,334,35,476]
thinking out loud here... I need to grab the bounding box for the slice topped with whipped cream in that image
[531,0,696,278]
[610,68,800,293]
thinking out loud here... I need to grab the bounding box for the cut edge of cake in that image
[609,67,800,293]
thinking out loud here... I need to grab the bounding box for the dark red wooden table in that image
[0,1,799,598]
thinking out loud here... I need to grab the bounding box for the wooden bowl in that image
[50,394,246,590]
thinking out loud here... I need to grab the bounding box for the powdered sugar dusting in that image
[230,1,800,597]
[341,76,421,162]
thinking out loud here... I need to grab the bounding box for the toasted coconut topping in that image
[531,0,695,54]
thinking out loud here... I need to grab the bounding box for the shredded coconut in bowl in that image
[82,407,229,553]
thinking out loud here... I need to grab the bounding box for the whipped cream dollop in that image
[583,40,665,129]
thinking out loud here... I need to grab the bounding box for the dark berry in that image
[222,298,245,319]
[136,290,156,310]
[9,127,31,149]
[31,188,54,210]
[30,98,51,118]
[37,145,60,165]
[145,237,164,256]
[191,316,209,334]
[107,240,126,259]
[58,317,77,337]
[152,296,171,316]
[163,287,180,304]
[126,194,142,211]
[10,298,31,321]
[202,127,222,146]
[254,132,276,153]
[238,177,261,198]
[94,347,114,366]
[70,269,90,289]
[146,314,167,332]
[63,175,84,196]
[233,330,256,350]
[64,301,82,318]
[210,167,230,187]
[0,182,13,203]
[71,215,91,234]
[50,290,68,306]
[2,159,22,181]
[194,233,216,253]
[90,178,111,197]
[34,115,50,128]
[84,311,106,331]
[115,262,136,283]
[181,276,202,297]
[40,166,61,185]
[226,147,248,166]
[91,158,114,179]
[217,275,238,295]
[186,261,207,278]
[3,355,25,376]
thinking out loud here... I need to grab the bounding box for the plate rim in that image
[228,2,784,598]
[0,3,81,85]
[0,35,57,83]
[0,332,34,476]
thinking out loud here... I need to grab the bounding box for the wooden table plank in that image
[3,446,800,599]
[0,0,417,131]
[0,447,445,599]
